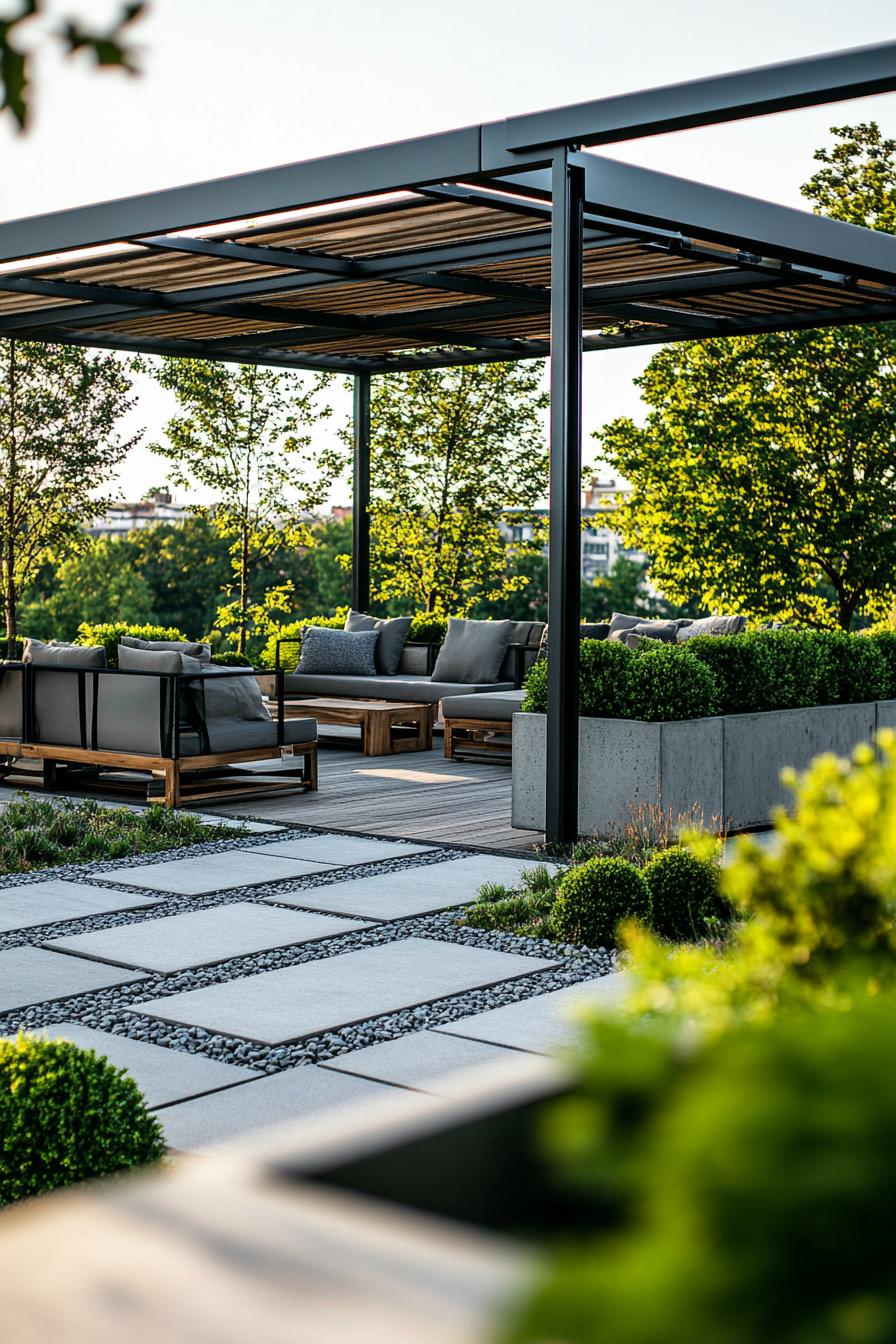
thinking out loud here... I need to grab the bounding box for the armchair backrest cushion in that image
[23,639,106,667]
[432,618,512,685]
[120,635,212,663]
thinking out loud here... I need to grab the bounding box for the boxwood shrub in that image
[869,630,896,700]
[625,643,719,721]
[644,846,731,942]
[523,640,634,718]
[811,630,889,705]
[550,856,650,947]
[0,1034,165,1205]
[75,622,189,668]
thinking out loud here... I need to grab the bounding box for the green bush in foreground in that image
[503,996,896,1344]
[0,795,234,874]
[0,1035,165,1206]
[550,857,650,947]
[76,622,189,668]
[644,847,728,942]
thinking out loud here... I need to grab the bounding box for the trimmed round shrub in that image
[0,1035,166,1206]
[811,630,889,706]
[869,630,896,700]
[550,856,650,947]
[523,639,634,718]
[644,846,729,942]
[685,633,762,715]
[627,643,719,721]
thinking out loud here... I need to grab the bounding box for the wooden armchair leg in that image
[444,722,455,759]
[163,760,181,809]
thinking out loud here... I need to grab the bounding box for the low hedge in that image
[0,1034,165,1205]
[76,622,188,668]
[524,628,896,723]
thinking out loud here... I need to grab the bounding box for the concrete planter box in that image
[512,699,896,834]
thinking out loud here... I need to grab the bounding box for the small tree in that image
[364,362,549,615]
[148,358,342,655]
[0,339,138,657]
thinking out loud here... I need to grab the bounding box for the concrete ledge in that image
[512,700,896,835]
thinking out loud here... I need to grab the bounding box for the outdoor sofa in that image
[0,637,318,807]
[276,614,545,708]
[441,613,746,760]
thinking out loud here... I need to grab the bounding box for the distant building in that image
[89,490,189,538]
[501,478,646,583]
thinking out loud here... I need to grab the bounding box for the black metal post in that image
[352,370,371,612]
[545,150,584,846]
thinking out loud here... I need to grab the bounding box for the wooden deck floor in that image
[214,732,540,854]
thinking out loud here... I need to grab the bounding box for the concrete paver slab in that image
[321,1028,512,1094]
[0,946,146,1012]
[132,937,556,1044]
[46,902,373,973]
[248,834,433,867]
[100,850,335,896]
[435,974,630,1054]
[35,1023,260,1108]
[0,879,157,934]
[158,1064,397,1151]
[262,854,559,920]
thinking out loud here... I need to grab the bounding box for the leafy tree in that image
[596,124,896,631]
[1,0,145,130]
[472,550,549,622]
[147,358,342,655]
[18,536,154,640]
[365,362,549,615]
[124,515,232,636]
[0,339,137,656]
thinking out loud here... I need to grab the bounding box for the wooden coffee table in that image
[284,698,433,756]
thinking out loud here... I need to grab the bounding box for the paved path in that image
[0,810,620,1151]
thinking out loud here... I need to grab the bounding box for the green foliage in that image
[211,652,253,667]
[364,362,550,615]
[644,847,728,942]
[19,536,157,641]
[0,340,138,656]
[146,358,343,654]
[0,1033,164,1206]
[550,857,650,948]
[869,629,896,699]
[812,629,889,705]
[465,868,558,939]
[75,622,188,669]
[596,125,896,631]
[523,640,634,718]
[0,1,144,131]
[259,612,347,669]
[0,794,236,873]
[503,997,896,1344]
[626,643,718,721]
[407,612,450,645]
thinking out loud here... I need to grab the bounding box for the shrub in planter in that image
[211,652,253,667]
[811,630,888,705]
[644,846,730,942]
[523,640,634,718]
[550,856,650,947]
[259,613,346,669]
[869,629,896,700]
[748,629,825,711]
[627,644,719,721]
[0,1034,165,1205]
[408,613,450,645]
[685,634,764,716]
[76,622,188,669]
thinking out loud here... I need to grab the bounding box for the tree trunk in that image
[238,522,250,655]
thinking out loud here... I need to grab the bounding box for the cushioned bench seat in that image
[440,690,526,722]
[179,716,317,756]
[282,673,515,704]
[441,690,526,762]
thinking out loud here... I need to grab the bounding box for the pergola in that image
[1,42,896,843]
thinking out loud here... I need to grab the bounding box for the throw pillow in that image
[609,619,679,644]
[190,665,271,723]
[23,639,106,668]
[297,627,379,677]
[117,644,188,675]
[607,611,645,638]
[120,636,212,663]
[676,615,747,642]
[344,610,411,676]
[431,618,512,685]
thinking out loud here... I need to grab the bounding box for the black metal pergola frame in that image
[1,40,896,843]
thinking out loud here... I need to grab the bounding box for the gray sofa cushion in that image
[441,690,526,721]
[120,636,211,663]
[30,668,96,747]
[345,610,411,676]
[497,621,541,682]
[432,618,511,684]
[183,715,316,756]
[191,667,271,724]
[0,665,23,740]
[297,627,379,677]
[23,639,106,668]
[676,614,747,641]
[282,672,515,704]
[117,644,189,675]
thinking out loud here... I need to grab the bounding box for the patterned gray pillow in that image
[297,627,379,676]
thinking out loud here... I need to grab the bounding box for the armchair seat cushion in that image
[441,690,525,721]
[181,716,316,756]
[282,673,514,703]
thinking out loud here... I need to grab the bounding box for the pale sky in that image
[3,0,896,507]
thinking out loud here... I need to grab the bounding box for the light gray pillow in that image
[120,635,212,663]
[676,615,747,641]
[23,639,106,668]
[297,627,379,677]
[609,619,679,645]
[431,618,512,685]
[117,644,188,675]
[607,611,644,638]
[345,610,411,676]
[191,665,271,723]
